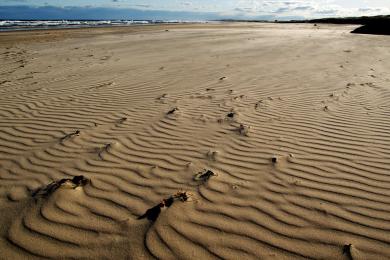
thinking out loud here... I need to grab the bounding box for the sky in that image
[0,0,389,20]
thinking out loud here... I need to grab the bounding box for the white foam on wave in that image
[0,20,153,30]
[0,20,216,31]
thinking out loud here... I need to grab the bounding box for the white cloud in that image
[2,0,388,20]
[222,0,389,19]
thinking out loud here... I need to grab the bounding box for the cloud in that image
[133,4,150,8]
[275,7,290,13]
[293,6,314,11]
[315,9,338,15]
[0,5,221,20]
[227,0,389,19]
[358,7,382,12]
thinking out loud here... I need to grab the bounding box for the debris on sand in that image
[138,191,193,222]
[342,244,354,260]
[227,112,235,118]
[271,155,278,164]
[60,130,80,142]
[255,100,263,109]
[98,143,112,159]
[71,175,89,186]
[118,117,127,124]
[137,203,164,221]
[287,153,295,162]
[172,191,193,202]
[194,169,217,182]
[162,196,175,207]
[167,107,179,115]
[238,124,251,136]
[207,150,219,161]
[32,175,90,197]
[219,76,227,81]
[157,93,169,99]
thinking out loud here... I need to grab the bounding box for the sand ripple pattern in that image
[1,24,390,259]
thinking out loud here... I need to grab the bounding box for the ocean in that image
[0,20,208,31]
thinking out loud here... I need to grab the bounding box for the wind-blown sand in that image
[1,23,390,259]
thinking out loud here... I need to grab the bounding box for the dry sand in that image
[0,23,390,259]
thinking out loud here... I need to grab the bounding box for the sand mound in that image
[1,23,390,259]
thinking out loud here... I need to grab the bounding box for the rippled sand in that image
[1,23,390,259]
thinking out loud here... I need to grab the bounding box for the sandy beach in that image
[0,23,390,259]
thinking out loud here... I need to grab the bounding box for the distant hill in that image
[282,15,390,35]
[216,15,390,35]
[351,22,390,35]
[307,15,390,25]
